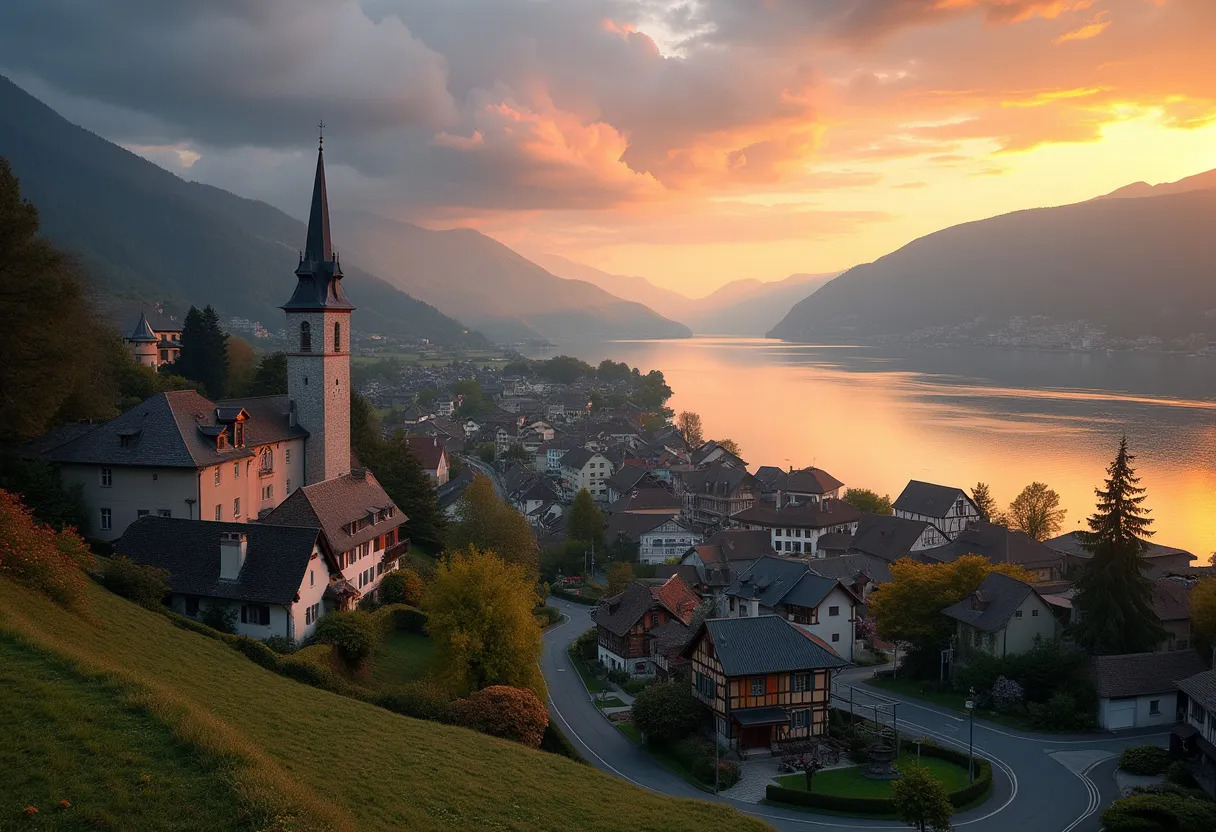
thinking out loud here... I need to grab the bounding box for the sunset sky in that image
[3,0,1216,297]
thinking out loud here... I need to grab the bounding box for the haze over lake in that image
[533,337,1216,559]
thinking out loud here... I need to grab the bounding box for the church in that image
[33,138,409,641]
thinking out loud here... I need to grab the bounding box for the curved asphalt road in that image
[543,598,1164,832]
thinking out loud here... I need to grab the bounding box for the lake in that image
[530,337,1216,559]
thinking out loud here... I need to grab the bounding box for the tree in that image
[715,438,742,458]
[0,157,121,440]
[314,610,380,668]
[640,412,667,433]
[1007,482,1066,541]
[453,378,492,419]
[567,489,605,547]
[450,685,549,749]
[247,351,287,396]
[225,336,257,397]
[170,305,229,399]
[378,431,450,551]
[379,568,425,606]
[422,546,545,697]
[1192,578,1216,652]
[501,443,532,465]
[1072,438,1167,654]
[606,562,634,595]
[971,482,1005,525]
[448,475,539,574]
[844,488,893,515]
[676,411,704,448]
[631,679,705,744]
[868,555,1032,656]
[891,764,953,832]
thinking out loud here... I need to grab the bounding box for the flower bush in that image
[0,488,92,607]
[450,685,549,748]
[990,676,1025,712]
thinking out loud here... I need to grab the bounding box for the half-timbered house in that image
[593,576,700,677]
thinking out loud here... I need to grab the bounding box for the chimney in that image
[351,467,367,480]
[219,532,247,580]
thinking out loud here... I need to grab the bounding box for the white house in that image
[1090,650,1206,731]
[1176,667,1216,791]
[558,447,615,501]
[605,513,703,564]
[942,572,1060,659]
[893,480,980,540]
[723,555,859,662]
[731,498,861,558]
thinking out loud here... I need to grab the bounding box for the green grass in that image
[596,696,626,708]
[0,637,254,831]
[775,757,971,798]
[566,645,606,693]
[0,577,769,832]
[616,722,642,745]
[867,677,1037,731]
[365,632,437,690]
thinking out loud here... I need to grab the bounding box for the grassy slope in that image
[0,578,768,832]
[364,632,436,689]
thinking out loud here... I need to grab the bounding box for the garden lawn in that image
[776,757,971,798]
[0,577,768,832]
[596,696,626,708]
[867,677,1036,731]
[365,631,437,690]
[567,645,606,693]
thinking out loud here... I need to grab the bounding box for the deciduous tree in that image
[891,764,953,832]
[448,475,539,574]
[567,488,604,547]
[422,546,545,697]
[676,411,704,448]
[844,488,893,515]
[1072,438,1167,655]
[715,438,742,458]
[1007,482,1066,541]
[606,561,634,595]
[631,679,704,744]
[225,335,256,397]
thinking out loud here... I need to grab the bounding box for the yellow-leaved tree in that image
[423,546,545,698]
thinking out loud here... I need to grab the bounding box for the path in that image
[542,598,1162,832]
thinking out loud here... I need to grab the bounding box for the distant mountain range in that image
[337,215,690,345]
[0,75,484,346]
[533,252,835,336]
[769,172,1216,347]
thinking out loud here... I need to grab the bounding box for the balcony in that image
[382,538,411,562]
[258,466,275,478]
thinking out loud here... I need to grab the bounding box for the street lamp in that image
[965,687,976,784]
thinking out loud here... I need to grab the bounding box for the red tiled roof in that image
[653,575,700,624]
[404,434,447,470]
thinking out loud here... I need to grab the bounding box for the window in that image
[831,632,840,642]
[285,448,291,463]
[157,509,171,518]
[334,321,341,352]
[300,321,312,352]
[233,461,240,478]
[695,672,716,699]
[184,597,199,617]
[262,484,274,501]
[828,605,840,617]
[233,498,241,519]
[1149,699,1161,716]
[215,504,222,521]
[305,602,321,625]
[750,678,764,697]
[261,448,274,474]
[1191,701,1206,725]
[137,509,149,519]
[240,604,270,626]
[214,467,221,486]
[738,601,749,617]
[955,498,966,516]
[792,672,810,693]
[309,569,315,587]
[1015,609,1024,618]
[1031,609,1039,617]
[790,710,810,730]
[100,468,113,488]
[99,508,112,531]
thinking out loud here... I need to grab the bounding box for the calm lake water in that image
[531,337,1216,558]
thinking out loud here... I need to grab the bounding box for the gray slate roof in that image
[729,556,843,611]
[605,465,653,494]
[608,487,681,514]
[920,522,1062,569]
[696,616,849,676]
[1176,668,1216,711]
[126,312,158,342]
[116,516,319,604]
[732,499,860,530]
[1090,650,1207,698]
[941,572,1037,632]
[808,552,894,587]
[559,446,598,470]
[893,480,971,518]
[847,513,935,561]
[1044,531,1195,564]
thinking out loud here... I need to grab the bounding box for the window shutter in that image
[260,606,270,626]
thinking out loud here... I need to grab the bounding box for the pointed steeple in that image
[304,136,332,264]
[126,311,158,343]
[282,129,354,312]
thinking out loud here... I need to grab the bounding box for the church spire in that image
[304,125,332,264]
[282,127,353,313]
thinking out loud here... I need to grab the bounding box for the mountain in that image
[1099,168,1216,200]
[336,212,691,344]
[0,76,487,345]
[535,254,836,335]
[769,181,1216,346]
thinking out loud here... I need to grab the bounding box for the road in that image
[543,599,1160,832]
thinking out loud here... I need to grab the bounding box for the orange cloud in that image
[934,0,1094,23]
[1054,11,1112,43]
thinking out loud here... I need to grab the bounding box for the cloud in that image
[1054,11,1112,43]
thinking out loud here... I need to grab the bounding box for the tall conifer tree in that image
[1071,437,1166,654]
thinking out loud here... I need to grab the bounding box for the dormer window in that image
[234,421,245,448]
[217,431,228,451]
[300,321,312,352]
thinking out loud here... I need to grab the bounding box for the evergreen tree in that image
[970,482,1003,525]
[172,305,229,398]
[248,351,288,396]
[567,489,605,546]
[1072,437,1166,654]
[378,431,449,551]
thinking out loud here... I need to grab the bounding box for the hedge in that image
[550,589,598,605]
[765,743,994,815]
[541,722,586,764]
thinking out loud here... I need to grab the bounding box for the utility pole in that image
[714,733,720,794]
[965,687,976,783]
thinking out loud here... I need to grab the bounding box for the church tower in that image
[284,134,353,485]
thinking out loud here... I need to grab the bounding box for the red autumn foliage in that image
[450,685,549,749]
[0,488,92,607]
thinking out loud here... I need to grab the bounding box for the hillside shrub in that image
[450,685,549,748]
[607,668,629,685]
[279,643,355,695]
[574,628,599,660]
[534,604,560,627]
[694,756,741,789]
[632,680,705,744]
[622,678,650,696]
[373,679,455,723]
[101,556,170,610]
[0,488,92,607]
[376,603,427,634]
[379,569,425,606]
[1120,745,1171,776]
[314,610,380,667]
[263,635,297,655]
[200,601,238,634]
[1103,791,1216,832]
[1166,761,1200,789]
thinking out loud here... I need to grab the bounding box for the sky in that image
[2,0,1216,297]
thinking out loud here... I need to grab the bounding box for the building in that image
[754,466,845,504]
[606,486,682,516]
[558,447,614,501]
[683,615,848,757]
[1153,577,1195,652]
[942,572,1060,659]
[1044,531,1196,579]
[724,556,859,661]
[593,576,701,677]
[1090,650,1206,731]
[124,310,183,369]
[682,529,776,580]
[605,465,655,503]
[806,553,894,603]
[1175,668,1216,795]
[676,463,757,527]
[731,498,860,558]
[261,468,408,604]
[691,440,747,469]
[403,435,449,485]
[117,517,330,641]
[831,513,946,561]
[604,512,702,565]
[893,481,980,540]
[920,522,1067,582]
[36,390,306,540]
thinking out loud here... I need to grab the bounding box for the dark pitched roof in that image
[218,394,309,447]
[920,522,1061,568]
[941,572,1037,632]
[403,435,447,470]
[847,513,934,561]
[1152,578,1192,623]
[282,144,354,312]
[808,552,894,586]
[116,516,319,605]
[559,447,597,470]
[654,564,703,588]
[694,529,775,564]
[606,466,651,494]
[781,467,845,495]
[816,532,855,555]
[605,512,685,541]
[1044,531,1195,564]
[679,462,755,497]
[650,619,693,655]
[594,582,660,637]
[691,440,746,468]
[1090,650,1207,698]
[1176,668,1216,711]
[437,469,474,511]
[262,469,404,554]
[732,499,860,530]
[517,478,560,503]
[126,312,159,343]
[694,616,849,676]
[729,556,844,611]
[893,480,971,518]
[608,487,681,515]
